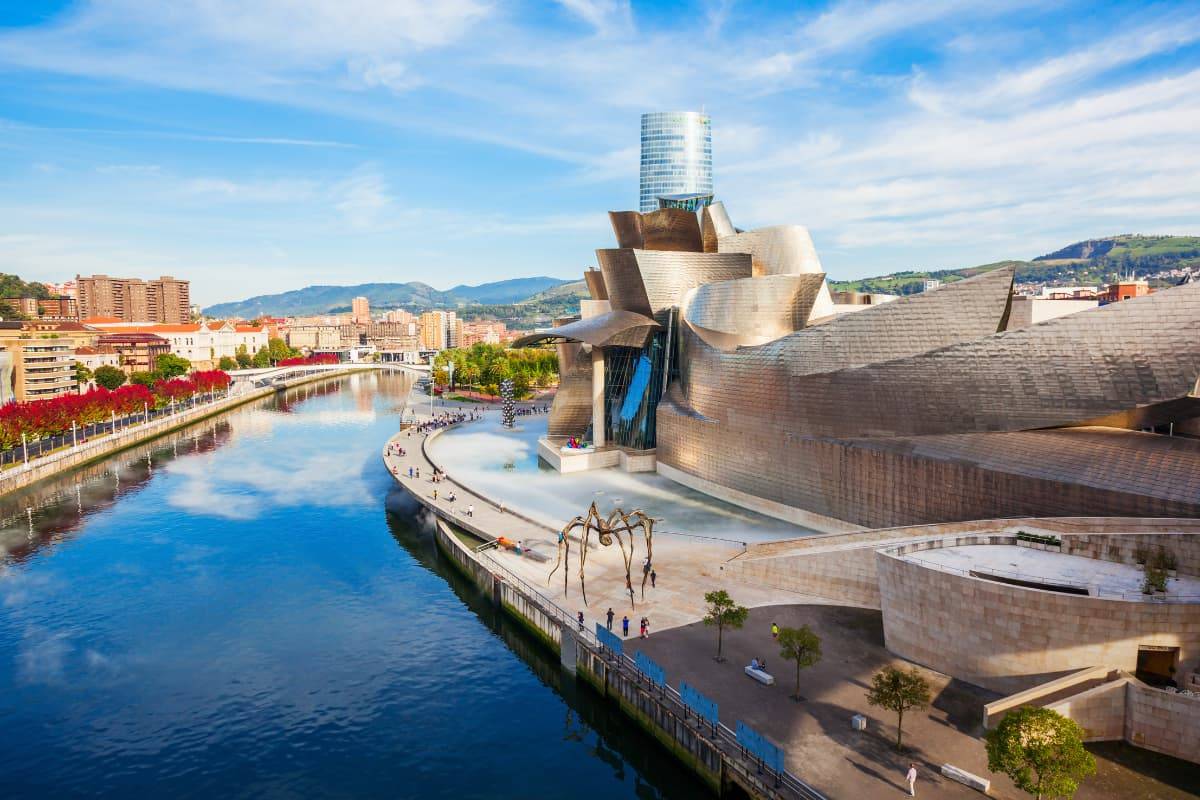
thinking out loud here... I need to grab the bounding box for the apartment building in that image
[77,274,191,323]
[0,321,99,402]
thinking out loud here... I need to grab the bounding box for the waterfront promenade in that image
[383,398,820,633]
[384,393,1198,800]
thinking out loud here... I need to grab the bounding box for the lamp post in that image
[72,420,77,448]
[143,401,148,425]
[447,361,456,395]
[429,353,436,417]
[111,409,116,435]
[21,433,27,466]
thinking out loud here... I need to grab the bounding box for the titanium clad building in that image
[639,112,712,213]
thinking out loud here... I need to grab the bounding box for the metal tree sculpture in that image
[500,378,515,428]
[548,501,655,610]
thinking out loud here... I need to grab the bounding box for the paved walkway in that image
[382,392,827,635]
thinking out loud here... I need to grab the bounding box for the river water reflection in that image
[0,373,709,798]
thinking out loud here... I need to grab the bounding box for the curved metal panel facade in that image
[718,225,824,277]
[608,211,644,250]
[659,279,1200,526]
[512,309,660,350]
[548,344,593,437]
[640,208,703,252]
[683,273,827,348]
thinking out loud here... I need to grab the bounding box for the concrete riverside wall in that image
[575,647,724,794]
[876,545,1200,694]
[0,368,366,497]
[428,519,818,800]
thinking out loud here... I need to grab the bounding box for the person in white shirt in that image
[906,763,918,796]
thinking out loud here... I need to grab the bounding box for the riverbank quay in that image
[382,405,828,799]
[430,517,825,800]
[0,366,376,497]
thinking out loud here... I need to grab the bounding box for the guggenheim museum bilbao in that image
[518,201,1200,531]
[518,196,1200,760]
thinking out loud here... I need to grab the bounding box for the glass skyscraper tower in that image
[639,111,712,213]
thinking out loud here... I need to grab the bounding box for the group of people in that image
[599,608,648,640]
[385,443,407,457]
[748,656,769,673]
[407,410,477,435]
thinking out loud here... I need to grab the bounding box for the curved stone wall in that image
[876,542,1200,693]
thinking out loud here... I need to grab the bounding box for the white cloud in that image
[555,0,634,37]
[332,169,393,230]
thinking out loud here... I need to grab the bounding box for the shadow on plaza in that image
[382,486,718,800]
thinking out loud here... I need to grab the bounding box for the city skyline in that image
[0,1,1198,305]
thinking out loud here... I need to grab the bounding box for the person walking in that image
[622,615,629,638]
[606,608,614,631]
[905,763,917,797]
[771,622,780,640]
[642,617,650,638]
[433,489,438,501]
[577,611,585,632]
[650,569,657,588]
[467,504,474,517]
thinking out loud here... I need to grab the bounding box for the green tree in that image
[129,371,158,388]
[702,589,748,662]
[777,625,822,701]
[74,362,93,387]
[866,665,932,751]
[985,707,1095,800]
[93,365,126,390]
[252,347,271,368]
[218,355,237,371]
[155,353,191,378]
[267,337,294,362]
[234,344,252,369]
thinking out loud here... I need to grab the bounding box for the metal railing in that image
[0,389,239,472]
[467,539,825,799]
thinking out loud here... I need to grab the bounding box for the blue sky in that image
[1,0,1198,306]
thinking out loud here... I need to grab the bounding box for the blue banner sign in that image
[595,623,623,655]
[679,681,719,726]
[736,721,785,773]
[634,651,665,687]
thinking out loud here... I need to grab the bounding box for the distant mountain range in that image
[829,234,1200,296]
[203,276,574,318]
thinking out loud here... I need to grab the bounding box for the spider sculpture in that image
[548,501,655,609]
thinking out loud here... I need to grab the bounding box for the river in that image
[0,372,709,798]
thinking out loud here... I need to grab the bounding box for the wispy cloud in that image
[0,0,1197,299]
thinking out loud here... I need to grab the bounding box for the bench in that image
[941,764,990,793]
[745,666,775,685]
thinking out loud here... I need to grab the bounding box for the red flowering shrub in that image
[190,370,231,393]
[0,370,232,451]
[277,354,339,366]
[152,377,197,405]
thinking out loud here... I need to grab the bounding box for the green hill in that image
[830,235,1200,296]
